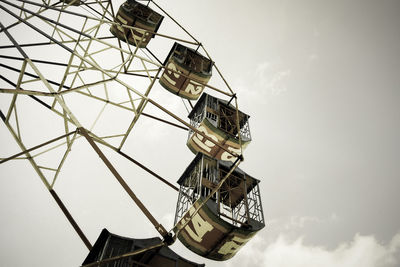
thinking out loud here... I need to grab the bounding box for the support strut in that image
[78,127,172,242]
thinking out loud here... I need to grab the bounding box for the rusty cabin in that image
[110,0,163,48]
[174,153,264,261]
[82,229,204,267]
[187,93,251,162]
[159,43,213,100]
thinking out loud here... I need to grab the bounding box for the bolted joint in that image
[227,93,237,106]
[232,154,244,167]
[76,127,87,135]
[0,109,6,122]
[162,232,176,246]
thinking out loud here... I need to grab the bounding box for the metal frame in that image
[0,0,253,260]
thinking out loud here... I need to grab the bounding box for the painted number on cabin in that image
[181,206,213,242]
[163,62,203,96]
[192,125,240,162]
[192,125,218,153]
[221,146,241,162]
[218,236,251,256]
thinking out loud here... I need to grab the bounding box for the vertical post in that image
[242,175,251,223]
[256,182,265,224]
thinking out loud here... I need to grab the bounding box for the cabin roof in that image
[83,229,205,266]
[163,42,213,72]
[177,153,260,189]
[177,152,204,185]
[125,0,164,26]
[188,93,250,120]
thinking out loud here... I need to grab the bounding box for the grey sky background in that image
[1,0,400,266]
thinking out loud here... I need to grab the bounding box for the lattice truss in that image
[0,0,250,252]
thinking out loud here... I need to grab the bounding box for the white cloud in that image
[253,62,291,96]
[267,69,291,96]
[269,214,339,232]
[255,62,272,79]
[284,215,322,229]
[225,232,400,267]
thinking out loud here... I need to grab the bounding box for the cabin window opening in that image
[206,94,218,110]
[175,156,203,224]
[216,167,249,227]
[218,103,247,137]
[188,99,206,139]
[206,111,217,123]
[175,153,264,229]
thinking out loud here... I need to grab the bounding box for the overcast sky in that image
[1,0,400,266]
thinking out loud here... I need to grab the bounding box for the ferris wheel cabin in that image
[174,153,265,261]
[159,43,213,100]
[110,0,164,48]
[187,93,251,162]
[83,229,204,267]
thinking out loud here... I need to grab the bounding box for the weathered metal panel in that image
[160,43,213,100]
[187,118,250,162]
[110,0,163,48]
[174,198,262,261]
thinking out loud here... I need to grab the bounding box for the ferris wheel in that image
[0,0,265,266]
